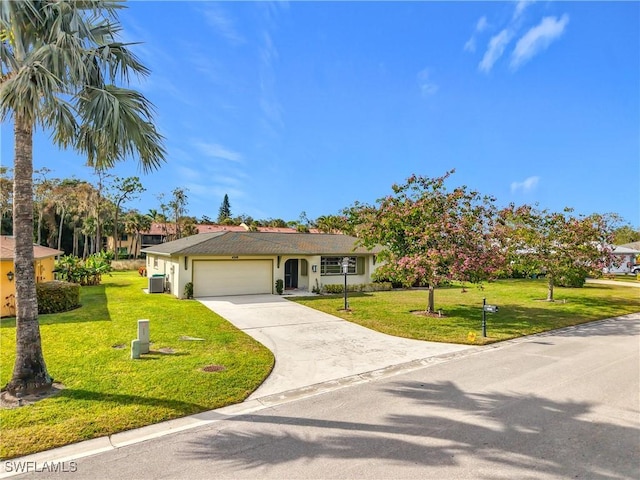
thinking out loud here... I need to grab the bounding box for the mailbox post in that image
[342,257,350,310]
[482,298,498,337]
[482,298,487,337]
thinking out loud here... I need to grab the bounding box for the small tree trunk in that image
[132,232,139,259]
[82,234,88,259]
[72,227,78,256]
[113,206,120,260]
[37,209,43,245]
[427,285,435,313]
[6,115,53,395]
[57,206,65,251]
[547,276,555,302]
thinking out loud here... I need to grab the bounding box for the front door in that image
[284,259,298,289]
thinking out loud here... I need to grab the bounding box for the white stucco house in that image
[141,232,382,298]
[606,245,640,274]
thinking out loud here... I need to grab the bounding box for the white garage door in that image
[193,260,273,297]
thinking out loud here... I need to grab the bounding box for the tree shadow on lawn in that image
[37,283,112,325]
[0,285,111,328]
[181,380,638,479]
[57,388,208,413]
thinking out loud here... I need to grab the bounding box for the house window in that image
[153,257,158,268]
[321,256,357,275]
[300,259,308,276]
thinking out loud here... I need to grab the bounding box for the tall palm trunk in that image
[7,115,53,394]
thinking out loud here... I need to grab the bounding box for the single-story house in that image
[0,236,63,317]
[606,245,640,274]
[141,232,382,298]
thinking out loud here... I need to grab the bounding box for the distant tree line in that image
[0,168,352,258]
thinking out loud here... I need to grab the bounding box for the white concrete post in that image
[131,339,141,359]
[138,319,150,354]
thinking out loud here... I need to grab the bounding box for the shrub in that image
[556,268,587,288]
[322,282,393,294]
[55,252,113,285]
[184,282,193,299]
[36,281,80,314]
[275,279,284,295]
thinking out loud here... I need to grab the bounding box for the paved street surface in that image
[6,313,639,480]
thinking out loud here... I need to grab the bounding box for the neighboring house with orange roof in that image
[0,236,63,317]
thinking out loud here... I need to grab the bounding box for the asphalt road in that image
[6,314,639,480]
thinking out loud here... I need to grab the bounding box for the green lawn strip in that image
[599,275,640,283]
[292,279,640,345]
[0,271,274,459]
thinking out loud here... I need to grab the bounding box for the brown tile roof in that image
[141,232,380,256]
[620,241,640,252]
[0,236,64,260]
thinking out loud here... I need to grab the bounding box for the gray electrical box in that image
[148,276,164,293]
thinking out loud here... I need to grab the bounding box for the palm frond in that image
[1,0,164,171]
[0,60,63,122]
[76,84,165,173]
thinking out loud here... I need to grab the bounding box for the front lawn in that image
[0,271,274,459]
[292,279,640,344]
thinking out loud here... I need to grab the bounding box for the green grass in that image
[0,272,274,459]
[599,274,640,283]
[292,279,640,345]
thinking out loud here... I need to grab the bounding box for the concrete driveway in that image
[198,294,474,399]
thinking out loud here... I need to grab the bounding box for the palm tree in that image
[0,1,165,395]
[124,210,151,259]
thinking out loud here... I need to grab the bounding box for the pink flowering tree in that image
[346,171,506,313]
[498,204,619,301]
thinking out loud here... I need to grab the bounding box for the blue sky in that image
[2,1,639,226]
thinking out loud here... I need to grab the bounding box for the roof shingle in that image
[0,236,64,260]
[141,232,380,256]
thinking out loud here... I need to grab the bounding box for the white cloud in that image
[417,68,438,97]
[511,176,540,193]
[193,141,243,163]
[476,16,489,32]
[201,5,245,45]
[513,0,535,20]
[259,30,284,133]
[464,16,489,53]
[510,15,570,70]
[464,38,477,53]
[479,29,513,73]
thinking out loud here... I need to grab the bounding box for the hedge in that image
[322,282,393,294]
[36,281,81,315]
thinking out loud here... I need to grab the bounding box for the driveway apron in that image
[198,294,473,399]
